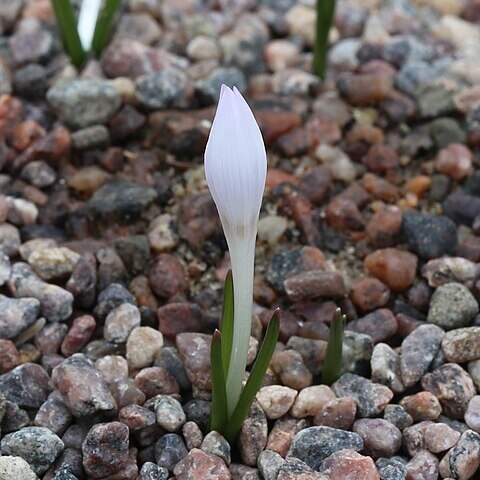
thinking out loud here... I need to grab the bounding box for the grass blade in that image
[220,270,234,378]
[223,310,280,444]
[313,0,336,79]
[50,0,86,67]
[210,330,228,433]
[91,0,122,57]
[321,308,346,385]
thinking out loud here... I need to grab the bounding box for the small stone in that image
[173,449,230,480]
[402,211,457,260]
[313,397,357,430]
[0,426,64,475]
[465,396,480,433]
[95,355,129,384]
[105,303,141,344]
[258,450,285,480]
[364,248,417,292]
[65,253,97,309]
[155,395,186,432]
[256,386,297,420]
[435,144,473,181]
[0,224,21,257]
[239,402,268,467]
[135,68,193,110]
[0,295,40,340]
[149,254,188,299]
[0,339,19,374]
[195,67,247,104]
[438,430,480,480]
[135,366,179,398]
[290,385,336,418]
[277,457,324,480]
[187,35,221,62]
[182,421,204,450]
[52,354,116,417]
[201,431,231,465]
[264,40,300,72]
[126,327,164,370]
[115,235,151,276]
[429,117,466,149]
[60,315,96,356]
[400,392,442,421]
[155,433,188,472]
[0,455,38,480]
[406,450,439,480]
[427,283,479,329]
[353,419,401,459]
[139,462,169,480]
[9,28,52,66]
[375,457,407,480]
[13,63,48,99]
[284,270,346,301]
[288,426,363,470]
[424,422,461,453]
[34,391,72,436]
[401,324,444,387]
[422,363,476,419]
[319,449,380,480]
[347,309,398,343]
[0,363,50,408]
[325,197,365,231]
[442,327,480,363]
[383,404,413,430]
[176,333,211,390]
[21,161,56,188]
[271,350,313,390]
[371,343,404,393]
[332,373,393,418]
[82,422,129,479]
[350,278,390,313]
[337,72,393,105]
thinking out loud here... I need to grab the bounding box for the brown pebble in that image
[325,197,365,231]
[350,278,390,313]
[320,449,380,480]
[346,308,398,343]
[435,144,473,180]
[363,144,399,173]
[157,302,207,337]
[424,423,460,453]
[134,366,180,398]
[266,417,308,457]
[61,315,96,357]
[353,418,402,459]
[284,270,346,302]
[313,397,357,430]
[0,339,20,374]
[271,350,313,390]
[148,254,188,299]
[366,207,403,248]
[400,391,442,421]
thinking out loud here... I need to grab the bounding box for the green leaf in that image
[313,0,336,79]
[91,0,122,57]
[220,270,234,378]
[223,310,280,444]
[210,330,228,433]
[50,0,86,67]
[321,307,346,385]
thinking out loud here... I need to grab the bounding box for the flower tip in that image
[220,84,233,99]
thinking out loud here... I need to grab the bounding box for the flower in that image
[204,85,267,414]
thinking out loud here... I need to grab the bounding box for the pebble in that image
[13,63,48,99]
[465,396,480,433]
[422,363,476,419]
[383,404,413,430]
[350,278,390,313]
[34,391,72,436]
[47,80,121,129]
[284,270,346,301]
[427,283,479,329]
[104,303,141,344]
[0,363,50,408]
[139,462,169,480]
[258,450,284,480]
[290,385,336,418]
[71,125,110,150]
[288,426,363,470]
[0,339,19,374]
[20,161,56,188]
[442,327,480,363]
[406,450,439,480]
[173,449,230,480]
[149,254,188,299]
[264,40,300,72]
[155,433,188,472]
[115,234,151,275]
[0,426,64,475]
[182,421,203,450]
[353,418,401,459]
[313,396,357,430]
[371,343,404,393]
[155,395,186,431]
[347,308,398,343]
[337,72,393,105]
[0,455,38,480]
[276,457,323,480]
[126,327,164,371]
[375,457,407,480]
[435,144,473,181]
[271,349,313,390]
[82,422,130,479]
[332,373,393,417]
[430,117,466,149]
[320,449,380,480]
[6,197,38,226]
[239,402,268,467]
[176,333,211,390]
[135,366,179,397]
[400,391,442,421]
[400,324,444,387]
[424,422,461,453]
[0,295,40,339]
[365,208,403,249]
[135,68,193,110]
[65,252,97,309]
[364,248,417,292]
[59,315,95,356]
[402,211,457,260]
[9,28,53,66]
[438,430,480,480]
[196,67,247,104]
[0,224,21,257]
[51,354,116,417]
[201,431,231,465]
[256,386,297,419]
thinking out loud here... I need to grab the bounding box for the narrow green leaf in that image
[313,0,336,79]
[210,330,228,433]
[321,308,346,385]
[50,0,86,67]
[220,270,234,378]
[223,310,280,444]
[91,0,122,57]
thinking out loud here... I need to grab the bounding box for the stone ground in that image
[0,0,480,478]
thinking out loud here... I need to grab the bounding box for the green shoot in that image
[313,0,336,79]
[321,307,346,385]
[91,0,122,57]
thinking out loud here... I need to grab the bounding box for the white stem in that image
[77,0,103,51]
[224,232,256,417]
